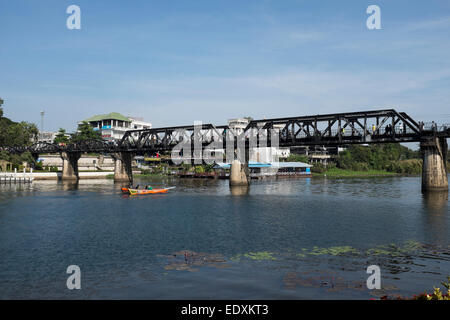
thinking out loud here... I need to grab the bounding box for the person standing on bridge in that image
[419,121,424,131]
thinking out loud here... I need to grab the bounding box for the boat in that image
[128,187,175,195]
[121,184,150,193]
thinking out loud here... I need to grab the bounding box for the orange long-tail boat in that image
[127,187,175,195]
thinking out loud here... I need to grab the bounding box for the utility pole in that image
[40,110,45,132]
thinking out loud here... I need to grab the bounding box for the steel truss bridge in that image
[2,109,450,155]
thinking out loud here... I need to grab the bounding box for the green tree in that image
[0,97,4,118]
[0,121,38,146]
[53,128,70,144]
[336,143,421,172]
[71,121,101,143]
[0,100,39,169]
[286,153,309,163]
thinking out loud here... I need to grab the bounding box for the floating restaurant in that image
[213,161,312,179]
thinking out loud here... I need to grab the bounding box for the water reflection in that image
[422,190,448,214]
[60,181,79,191]
[422,190,448,245]
[229,185,249,196]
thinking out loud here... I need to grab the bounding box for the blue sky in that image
[1,0,450,132]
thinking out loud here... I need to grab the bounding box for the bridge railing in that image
[422,122,450,132]
[281,124,419,140]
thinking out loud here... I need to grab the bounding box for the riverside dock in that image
[0,169,34,184]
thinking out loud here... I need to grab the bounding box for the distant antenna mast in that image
[40,110,45,132]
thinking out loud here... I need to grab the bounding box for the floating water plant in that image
[229,251,277,262]
[243,251,277,261]
[366,240,423,257]
[308,246,360,256]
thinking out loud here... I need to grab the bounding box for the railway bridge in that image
[3,109,449,191]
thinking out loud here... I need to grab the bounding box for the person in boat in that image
[146,185,153,190]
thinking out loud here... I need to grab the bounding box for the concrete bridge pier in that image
[229,159,250,186]
[112,152,134,184]
[421,137,448,191]
[60,152,81,181]
[229,142,251,186]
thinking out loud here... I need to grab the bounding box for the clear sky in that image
[1,0,449,132]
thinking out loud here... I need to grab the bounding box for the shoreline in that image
[312,168,410,179]
[1,171,140,180]
[1,170,424,181]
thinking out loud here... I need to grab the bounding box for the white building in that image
[249,147,290,162]
[228,118,251,134]
[37,154,115,171]
[228,117,290,162]
[128,116,152,130]
[80,112,152,141]
[37,131,57,143]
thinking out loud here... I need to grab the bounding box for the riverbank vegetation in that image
[312,167,398,178]
[336,143,420,172]
[0,99,103,171]
[311,143,435,177]
[0,99,39,170]
[384,276,450,300]
[410,277,450,300]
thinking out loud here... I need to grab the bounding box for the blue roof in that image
[214,162,272,169]
[271,162,312,168]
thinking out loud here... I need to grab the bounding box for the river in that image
[0,176,449,299]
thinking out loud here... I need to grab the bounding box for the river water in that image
[0,176,449,299]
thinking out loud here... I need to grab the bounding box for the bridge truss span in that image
[2,109,448,155]
[246,109,426,147]
[1,108,448,189]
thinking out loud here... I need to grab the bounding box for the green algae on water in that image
[244,251,277,261]
[230,251,277,261]
[366,240,423,257]
[297,246,360,257]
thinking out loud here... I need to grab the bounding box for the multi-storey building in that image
[80,112,152,141]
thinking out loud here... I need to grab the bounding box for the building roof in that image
[83,112,131,122]
[271,162,312,168]
[213,161,312,169]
